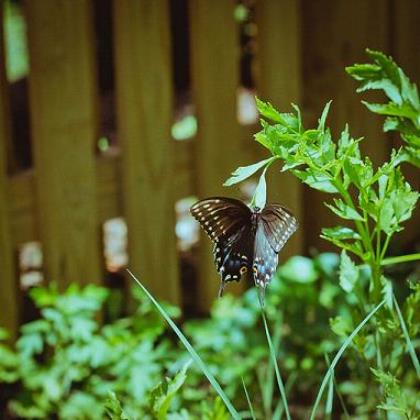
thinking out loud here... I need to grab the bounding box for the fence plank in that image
[189,0,243,310]
[0,10,19,337]
[301,0,390,250]
[113,0,180,304]
[26,0,101,288]
[392,0,420,244]
[256,0,303,259]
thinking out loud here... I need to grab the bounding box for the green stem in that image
[381,253,420,266]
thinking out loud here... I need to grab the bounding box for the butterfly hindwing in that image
[261,204,298,253]
[253,220,279,289]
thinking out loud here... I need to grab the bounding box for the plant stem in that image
[382,253,420,266]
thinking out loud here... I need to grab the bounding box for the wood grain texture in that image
[301,0,391,251]
[391,0,420,245]
[26,0,101,288]
[189,0,244,311]
[113,0,180,304]
[255,0,303,260]
[0,10,19,337]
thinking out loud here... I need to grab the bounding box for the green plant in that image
[4,283,181,419]
[224,49,419,417]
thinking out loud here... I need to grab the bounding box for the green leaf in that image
[105,392,130,420]
[339,251,359,293]
[318,101,332,131]
[325,199,364,221]
[253,169,267,209]
[149,361,191,420]
[224,156,276,186]
[256,98,283,123]
[293,170,338,193]
[330,316,352,337]
[279,256,318,284]
[322,226,361,241]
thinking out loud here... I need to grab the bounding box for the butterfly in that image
[190,197,298,297]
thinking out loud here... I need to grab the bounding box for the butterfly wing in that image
[253,205,298,289]
[190,197,251,243]
[261,204,298,253]
[190,197,253,294]
[253,219,279,289]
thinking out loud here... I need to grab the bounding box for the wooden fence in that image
[0,0,419,338]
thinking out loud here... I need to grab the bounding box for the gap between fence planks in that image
[113,0,180,304]
[0,8,19,338]
[26,0,101,289]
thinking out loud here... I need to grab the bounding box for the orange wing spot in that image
[240,266,248,275]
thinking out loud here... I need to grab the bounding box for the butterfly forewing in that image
[190,198,253,292]
[190,197,251,243]
[261,204,298,253]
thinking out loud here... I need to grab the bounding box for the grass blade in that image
[241,377,256,420]
[392,294,420,378]
[127,270,240,420]
[261,305,291,420]
[325,369,334,417]
[309,299,386,420]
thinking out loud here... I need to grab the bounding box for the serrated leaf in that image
[322,226,361,241]
[224,157,275,186]
[339,251,359,293]
[255,98,283,123]
[150,361,191,420]
[325,199,364,221]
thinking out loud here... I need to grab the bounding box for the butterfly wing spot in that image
[240,266,248,275]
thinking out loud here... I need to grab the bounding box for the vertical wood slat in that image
[0,7,19,337]
[392,0,420,244]
[301,0,391,250]
[189,0,243,310]
[25,0,101,288]
[256,0,303,259]
[113,0,180,304]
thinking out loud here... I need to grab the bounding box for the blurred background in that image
[0,0,419,337]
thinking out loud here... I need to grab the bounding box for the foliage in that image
[225,49,420,417]
[3,283,181,419]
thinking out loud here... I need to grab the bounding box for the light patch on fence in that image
[103,217,128,272]
[19,241,43,290]
[172,107,197,141]
[3,0,29,82]
[175,196,199,252]
[237,87,258,125]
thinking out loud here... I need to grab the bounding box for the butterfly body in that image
[190,197,298,296]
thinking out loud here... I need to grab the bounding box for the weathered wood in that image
[9,144,194,248]
[256,0,303,260]
[189,0,244,310]
[0,9,19,337]
[113,0,180,303]
[392,0,420,244]
[25,0,101,287]
[301,0,391,250]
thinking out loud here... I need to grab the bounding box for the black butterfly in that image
[190,197,298,297]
